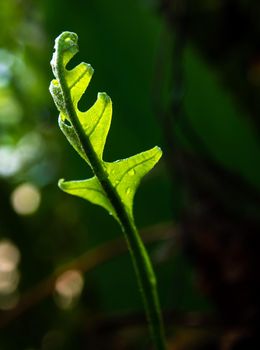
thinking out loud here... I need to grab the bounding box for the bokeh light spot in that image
[11,183,41,215]
[0,269,19,294]
[0,240,20,309]
[0,240,20,272]
[54,270,84,309]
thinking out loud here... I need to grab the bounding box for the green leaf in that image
[105,146,162,219]
[50,32,167,350]
[49,31,162,221]
[58,177,117,218]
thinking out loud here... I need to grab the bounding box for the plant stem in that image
[56,51,167,350]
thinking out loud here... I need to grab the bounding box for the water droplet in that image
[128,169,135,176]
[126,187,131,195]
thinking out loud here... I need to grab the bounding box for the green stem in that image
[56,49,167,350]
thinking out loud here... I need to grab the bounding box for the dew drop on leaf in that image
[128,169,135,176]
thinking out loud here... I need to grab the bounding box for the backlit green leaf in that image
[50,31,167,350]
[105,146,162,219]
[49,31,162,222]
[58,177,116,218]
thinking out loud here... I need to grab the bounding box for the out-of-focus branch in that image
[0,221,176,328]
[84,309,219,335]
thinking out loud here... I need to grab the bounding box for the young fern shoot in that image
[49,31,167,350]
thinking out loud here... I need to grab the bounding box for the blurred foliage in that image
[0,0,259,349]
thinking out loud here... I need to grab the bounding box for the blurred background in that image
[0,0,260,349]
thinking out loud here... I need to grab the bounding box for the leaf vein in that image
[88,102,107,138]
[114,154,156,189]
[68,66,88,89]
[64,185,106,197]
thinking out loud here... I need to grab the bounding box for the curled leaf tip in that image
[51,31,79,78]
[55,31,78,50]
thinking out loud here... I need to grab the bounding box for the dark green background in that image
[0,0,259,349]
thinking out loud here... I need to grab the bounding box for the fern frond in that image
[49,31,162,221]
[49,31,166,350]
